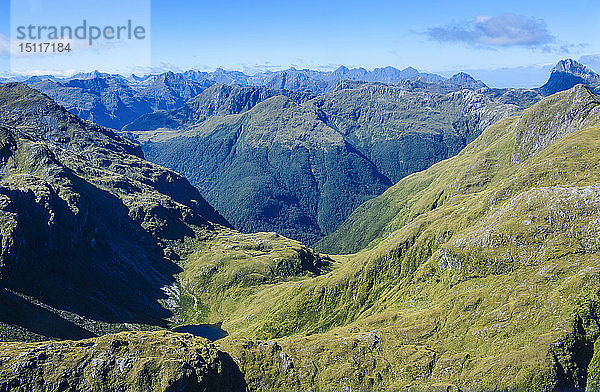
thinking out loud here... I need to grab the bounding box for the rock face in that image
[0,330,247,392]
[538,59,600,96]
[20,64,536,245]
[311,85,516,184]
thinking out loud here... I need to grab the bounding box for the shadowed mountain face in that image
[21,84,595,392]
[0,83,227,337]
[141,84,520,244]
[0,83,327,344]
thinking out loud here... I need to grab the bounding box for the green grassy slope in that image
[200,85,600,391]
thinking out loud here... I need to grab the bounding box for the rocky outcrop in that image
[0,331,247,392]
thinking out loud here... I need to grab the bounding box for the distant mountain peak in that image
[71,70,104,80]
[333,65,350,74]
[538,58,600,96]
[449,72,474,80]
[447,72,487,89]
[552,58,596,76]
[156,71,179,83]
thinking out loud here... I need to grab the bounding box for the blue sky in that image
[1,0,599,87]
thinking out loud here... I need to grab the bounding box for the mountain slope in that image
[0,83,328,345]
[143,95,392,244]
[311,84,516,183]
[210,85,600,391]
[29,71,211,130]
[446,71,488,90]
[142,85,519,244]
[0,83,230,339]
[110,83,600,391]
[319,84,600,253]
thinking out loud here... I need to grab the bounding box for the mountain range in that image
[1,77,600,390]
[2,58,600,391]
[138,82,521,244]
[19,59,597,135]
[13,59,597,246]
[24,71,212,130]
[10,65,489,131]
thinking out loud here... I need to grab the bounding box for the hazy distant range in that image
[441,56,600,88]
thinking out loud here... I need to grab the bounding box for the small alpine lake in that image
[172,323,228,341]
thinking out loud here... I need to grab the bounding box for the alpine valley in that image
[1,59,600,391]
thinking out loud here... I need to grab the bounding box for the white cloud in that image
[427,14,554,48]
